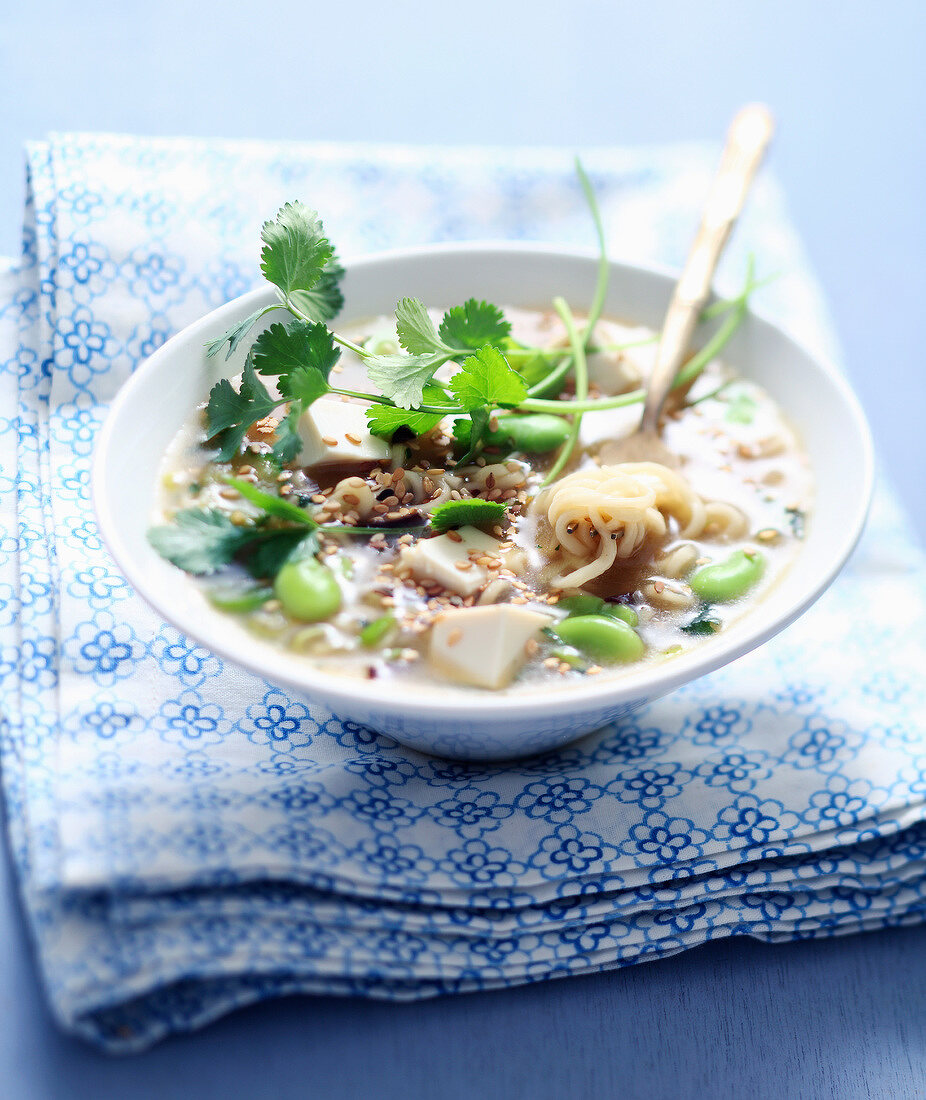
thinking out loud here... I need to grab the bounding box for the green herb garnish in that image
[681,607,722,635]
[429,499,508,533]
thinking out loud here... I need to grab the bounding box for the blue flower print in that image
[264,824,347,867]
[0,585,18,628]
[608,763,690,809]
[79,700,144,742]
[196,257,254,305]
[126,314,173,363]
[67,565,131,609]
[439,839,527,888]
[241,690,318,752]
[56,306,116,389]
[326,716,398,754]
[158,691,231,747]
[57,462,91,504]
[695,749,773,792]
[652,903,709,935]
[343,789,424,831]
[351,835,437,884]
[19,572,54,617]
[377,931,428,965]
[19,635,57,689]
[514,777,605,824]
[739,891,805,923]
[125,247,185,299]
[623,812,709,866]
[686,703,752,745]
[0,645,19,689]
[64,613,144,686]
[804,776,881,831]
[173,822,247,864]
[559,922,614,954]
[159,751,226,783]
[712,795,798,847]
[57,240,115,301]
[530,824,618,879]
[259,780,335,819]
[429,787,514,837]
[590,723,665,763]
[152,631,222,685]
[424,760,495,786]
[344,754,421,788]
[52,402,102,457]
[58,182,104,223]
[60,518,103,554]
[786,717,861,771]
[861,669,910,707]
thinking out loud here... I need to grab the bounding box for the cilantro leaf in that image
[224,477,316,525]
[681,607,722,635]
[205,361,279,462]
[278,364,330,408]
[365,383,450,440]
[454,405,491,465]
[449,345,527,411]
[439,299,511,350]
[367,351,445,410]
[242,529,317,579]
[288,255,344,323]
[430,498,508,533]
[260,202,333,298]
[205,305,282,361]
[251,320,340,379]
[270,406,304,465]
[148,509,251,575]
[395,297,448,356]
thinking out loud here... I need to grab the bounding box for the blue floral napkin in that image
[0,134,924,1051]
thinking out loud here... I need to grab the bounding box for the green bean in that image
[689,549,765,603]
[359,613,397,648]
[552,614,645,663]
[207,582,273,613]
[274,557,342,621]
[557,595,639,627]
[556,594,606,617]
[457,413,572,455]
[604,603,638,627]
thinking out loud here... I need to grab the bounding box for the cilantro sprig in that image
[202,165,767,474]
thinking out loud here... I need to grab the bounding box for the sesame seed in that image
[447,629,463,647]
[446,530,463,543]
[345,432,362,445]
[322,436,338,447]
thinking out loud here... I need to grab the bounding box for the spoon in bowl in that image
[600,103,775,467]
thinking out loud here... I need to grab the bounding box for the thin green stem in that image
[543,298,590,486]
[575,157,610,347]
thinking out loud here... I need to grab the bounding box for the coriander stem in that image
[543,297,589,485]
[521,391,644,415]
[575,157,610,348]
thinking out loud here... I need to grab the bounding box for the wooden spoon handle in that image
[641,104,775,433]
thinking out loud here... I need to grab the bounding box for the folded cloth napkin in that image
[0,134,924,1051]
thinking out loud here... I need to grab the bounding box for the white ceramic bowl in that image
[93,244,873,760]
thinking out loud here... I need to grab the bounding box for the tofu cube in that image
[429,605,553,689]
[297,398,391,470]
[397,526,501,597]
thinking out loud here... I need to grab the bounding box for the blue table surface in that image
[1,3,925,1096]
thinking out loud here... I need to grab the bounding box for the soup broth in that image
[156,306,812,692]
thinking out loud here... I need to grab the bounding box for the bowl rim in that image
[93,241,875,719]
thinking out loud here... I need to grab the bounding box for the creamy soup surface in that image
[156,307,813,693]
